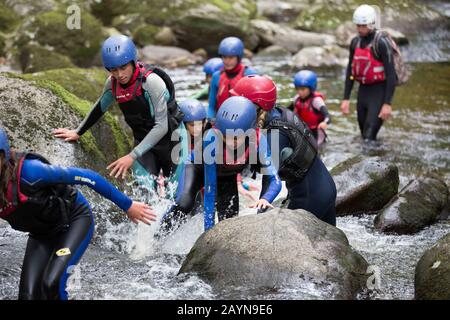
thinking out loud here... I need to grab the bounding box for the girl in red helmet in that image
[230,75,336,226]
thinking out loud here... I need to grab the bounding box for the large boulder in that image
[415,233,450,300]
[291,45,348,69]
[330,156,399,216]
[15,10,106,67]
[18,67,109,103]
[19,44,76,73]
[0,73,131,172]
[251,19,335,53]
[374,176,449,235]
[180,208,369,299]
[172,3,259,54]
[0,0,22,33]
[257,0,305,23]
[140,45,199,67]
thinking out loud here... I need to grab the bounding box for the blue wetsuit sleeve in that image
[203,129,217,230]
[21,160,133,212]
[207,71,220,120]
[257,133,282,203]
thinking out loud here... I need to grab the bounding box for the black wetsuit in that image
[262,108,337,226]
[344,30,396,141]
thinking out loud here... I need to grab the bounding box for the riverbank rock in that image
[291,45,348,69]
[415,233,450,300]
[0,73,131,172]
[19,44,76,73]
[250,19,335,53]
[294,0,442,34]
[255,45,292,58]
[257,0,305,23]
[172,3,259,54]
[15,9,105,67]
[374,176,449,235]
[180,208,369,299]
[330,156,399,216]
[140,45,198,67]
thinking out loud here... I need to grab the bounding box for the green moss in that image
[19,45,76,73]
[22,67,108,102]
[89,0,131,26]
[6,72,131,161]
[18,10,105,67]
[0,34,5,57]
[0,1,21,33]
[132,24,161,47]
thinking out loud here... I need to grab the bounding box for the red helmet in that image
[229,75,277,111]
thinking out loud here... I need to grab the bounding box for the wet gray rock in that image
[374,176,448,234]
[140,45,198,67]
[180,208,369,299]
[415,233,450,300]
[291,45,348,69]
[330,156,399,216]
[250,19,336,53]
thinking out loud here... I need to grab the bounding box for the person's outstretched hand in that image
[53,128,80,142]
[126,201,157,225]
[249,198,274,210]
[107,154,134,179]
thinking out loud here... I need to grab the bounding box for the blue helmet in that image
[215,96,256,135]
[218,37,244,58]
[101,35,137,70]
[179,99,207,122]
[0,127,10,162]
[293,70,318,91]
[203,58,224,76]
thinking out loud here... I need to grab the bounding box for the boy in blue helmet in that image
[0,127,156,300]
[191,58,223,101]
[289,70,331,145]
[54,35,183,183]
[161,96,281,233]
[207,37,258,120]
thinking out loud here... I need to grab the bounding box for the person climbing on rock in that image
[0,127,156,300]
[231,75,336,226]
[161,96,282,233]
[53,34,183,182]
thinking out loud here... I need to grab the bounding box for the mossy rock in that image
[89,0,131,26]
[293,0,441,33]
[0,1,21,33]
[21,67,109,102]
[16,9,106,67]
[374,176,449,235]
[19,45,76,73]
[0,34,5,57]
[2,72,132,169]
[331,155,400,216]
[415,233,450,300]
[132,24,161,47]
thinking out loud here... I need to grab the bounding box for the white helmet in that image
[353,4,376,25]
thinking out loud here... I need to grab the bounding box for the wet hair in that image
[256,108,268,129]
[0,151,14,208]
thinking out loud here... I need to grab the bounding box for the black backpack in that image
[141,64,184,132]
